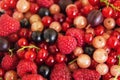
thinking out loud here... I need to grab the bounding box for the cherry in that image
[17,38,28,47]
[66,4,79,19]
[62,22,70,32]
[85,33,93,43]
[102,7,113,18]
[24,50,36,61]
[42,16,53,27]
[95,25,105,36]
[30,3,39,14]
[37,48,49,60]
[45,55,55,66]
[107,36,119,48]
[55,53,66,63]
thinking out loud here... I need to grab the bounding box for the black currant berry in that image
[38,65,50,78]
[20,18,30,28]
[38,8,50,18]
[0,37,9,52]
[31,31,42,43]
[43,28,58,44]
[83,44,95,56]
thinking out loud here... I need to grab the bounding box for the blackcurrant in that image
[38,65,50,78]
[0,37,9,52]
[20,18,30,28]
[43,28,58,44]
[31,31,43,43]
[38,8,50,18]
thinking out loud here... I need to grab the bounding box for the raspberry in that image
[1,54,19,71]
[37,0,54,8]
[22,74,44,80]
[73,69,101,80]
[57,35,77,54]
[66,28,85,47]
[17,59,37,77]
[50,63,71,80]
[0,14,20,37]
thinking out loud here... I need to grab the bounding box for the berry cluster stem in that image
[100,0,120,11]
[17,45,40,52]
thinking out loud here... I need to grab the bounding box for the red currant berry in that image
[74,1,82,10]
[45,55,55,66]
[24,50,36,61]
[53,13,65,23]
[30,3,39,14]
[66,4,79,19]
[116,18,120,26]
[106,56,117,67]
[37,48,49,60]
[107,36,119,48]
[8,33,19,42]
[18,28,29,38]
[17,38,28,47]
[85,33,93,43]
[95,25,105,36]
[48,44,59,54]
[17,50,26,59]
[102,72,112,80]
[62,22,70,32]
[0,68,4,77]
[88,0,100,6]
[111,31,120,40]
[55,53,66,63]
[42,16,53,27]
[102,7,113,17]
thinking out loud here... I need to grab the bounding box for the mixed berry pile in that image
[0,0,120,80]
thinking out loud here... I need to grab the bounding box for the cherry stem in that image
[117,55,120,66]
[100,0,120,11]
[68,58,77,65]
[0,77,2,80]
[17,45,40,52]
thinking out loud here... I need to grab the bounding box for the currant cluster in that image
[0,0,120,80]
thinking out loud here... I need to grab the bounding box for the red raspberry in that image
[36,0,54,8]
[66,28,85,46]
[50,63,71,80]
[73,69,101,80]
[0,14,20,37]
[17,59,37,77]
[22,74,44,80]
[57,35,77,54]
[1,54,19,71]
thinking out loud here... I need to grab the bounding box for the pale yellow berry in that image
[29,14,41,24]
[73,47,84,56]
[12,11,24,21]
[49,4,60,14]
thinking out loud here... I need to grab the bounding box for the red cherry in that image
[55,53,66,63]
[102,72,112,80]
[62,22,70,32]
[42,16,53,27]
[66,4,79,19]
[17,38,28,47]
[30,3,39,14]
[95,25,105,36]
[18,28,29,38]
[45,55,55,66]
[0,68,4,77]
[53,13,65,23]
[107,36,119,48]
[116,18,120,26]
[37,48,49,60]
[85,33,93,43]
[88,0,100,6]
[102,7,113,17]
[81,4,94,16]
[24,50,36,61]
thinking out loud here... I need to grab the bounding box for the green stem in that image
[17,45,40,52]
[68,58,77,65]
[117,55,120,66]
